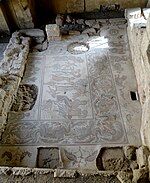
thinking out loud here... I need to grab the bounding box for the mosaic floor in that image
[0,19,142,169]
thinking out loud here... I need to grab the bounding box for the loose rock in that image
[130,161,139,170]
[136,146,150,168]
[46,24,61,42]
[76,19,84,25]
[82,28,96,36]
[85,20,96,27]
[69,30,80,36]
[117,171,133,183]
[19,29,45,44]
[123,146,137,161]
[132,168,149,183]
[56,14,64,26]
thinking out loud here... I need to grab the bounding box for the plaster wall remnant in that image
[126,7,150,149]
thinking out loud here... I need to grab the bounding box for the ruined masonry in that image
[1,1,150,183]
[0,33,30,137]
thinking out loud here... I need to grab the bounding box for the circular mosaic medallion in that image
[67,42,89,54]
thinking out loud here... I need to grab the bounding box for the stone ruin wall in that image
[0,0,148,33]
[0,33,30,138]
[0,8,9,33]
[51,0,147,13]
[0,0,35,33]
[127,8,150,148]
[8,0,35,29]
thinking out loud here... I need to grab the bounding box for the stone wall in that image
[8,0,34,29]
[0,167,120,183]
[0,0,34,33]
[0,0,148,33]
[126,8,150,148]
[0,7,9,33]
[49,0,147,13]
[0,145,150,182]
[0,33,30,138]
[85,0,147,12]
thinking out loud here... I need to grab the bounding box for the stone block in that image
[109,18,127,26]
[9,0,34,29]
[47,36,61,42]
[0,36,30,78]
[132,168,149,183]
[69,30,80,36]
[76,19,84,25]
[46,24,60,37]
[127,7,150,149]
[0,32,30,138]
[126,8,147,28]
[123,146,137,161]
[85,20,96,27]
[125,8,141,19]
[143,8,150,19]
[0,115,7,124]
[82,28,96,36]
[85,20,100,29]
[46,24,61,42]
[117,171,133,183]
[33,40,48,52]
[130,161,139,170]
[54,169,76,178]
[19,29,45,44]
[136,146,150,168]
[56,14,64,26]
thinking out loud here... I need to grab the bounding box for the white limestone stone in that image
[126,8,147,28]
[125,8,141,20]
[46,24,60,37]
[143,8,150,19]
[136,146,150,168]
[46,24,61,42]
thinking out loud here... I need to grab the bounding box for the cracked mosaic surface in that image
[0,19,142,168]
